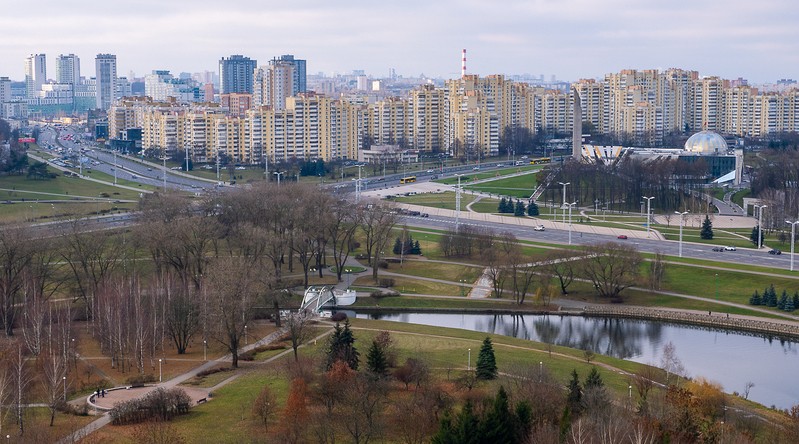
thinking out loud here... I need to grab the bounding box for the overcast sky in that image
[2,0,797,84]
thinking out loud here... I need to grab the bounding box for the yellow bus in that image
[530,157,551,165]
[399,176,417,184]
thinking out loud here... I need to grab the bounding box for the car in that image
[723,246,737,251]
[472,166,480,171]
[712,247,723,252]
[533,225,545,231]
[421,213,429,218]
[617,235,628,239]
[426,169,435,173]
[147,167,152,171]
[496,163,505,167]
[235,166,245,170]
[769,249,782,255]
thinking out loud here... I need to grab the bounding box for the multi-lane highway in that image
[39,126,216,192]
[400,212,798,272]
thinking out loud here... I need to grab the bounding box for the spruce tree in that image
[527,201,539,216]
[366,339,388,376]
[700,215,714,239]
[779,290,789,310]
[475,337,498,380]
[566,369,582,414]
[480,386,514,444]
[392,237,402,255]
[584,367,604,389]
[498,197,507,213]
[411,240,422,255]
[326,320,359,370]
[749,290,761,306]
[514,199,525,216]
[431,410,457,444]
[453,401,481,444]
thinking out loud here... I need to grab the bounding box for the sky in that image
[2,0,798,84]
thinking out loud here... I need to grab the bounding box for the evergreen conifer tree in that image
[584,367,604,389]
[453,401,480,444]
[475,337,498,380]
[431,410,456,444]
[411,240,422,255]
[749,290,761,306]
[325,320,359,370]
[366,339,388,376]
[392,237,402,255]
[751,226,764,246]
[498,197,508,213]
[566,369,582,414]
[480,386,514,443]
[527,201,539,216]
[700,215,714,239]
[514,199,525,216]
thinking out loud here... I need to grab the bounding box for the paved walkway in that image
[58,327,289,444]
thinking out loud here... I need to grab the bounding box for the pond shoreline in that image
[351,305,799,341]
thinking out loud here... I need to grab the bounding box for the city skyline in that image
[1,0,798,84]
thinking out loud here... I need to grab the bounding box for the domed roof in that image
[684,130,728,155]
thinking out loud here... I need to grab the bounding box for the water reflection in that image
[356,312,799,410]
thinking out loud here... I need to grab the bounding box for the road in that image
[38,127,218,192]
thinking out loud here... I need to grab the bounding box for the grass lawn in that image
[380,259,483,282]
[434,166,541,185]
[469,198,502,213]
[392,191,477,210]
[0,168,144,201]
[464,173,538,198]
[355,275,463,296]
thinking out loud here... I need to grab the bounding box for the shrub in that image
[378,260,389,269]
[196,367,232,378]
[378,278,395,288]
[330,312,348,322]
[126,374,157,385]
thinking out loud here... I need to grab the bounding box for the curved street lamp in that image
[675,211,690,257]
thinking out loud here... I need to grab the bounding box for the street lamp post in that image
[244,325,248,345]
[273,171,285,186]
[786,220,799,272]
[203,339,207,361]
[754,204,767,249]
[262,146,269,181]
[63,376,66,401]
[715,273,719,300]
[539,361,543,382]
[161,154,167,190]
[455,174,463,232]
[113,150,117,185]
[468,348,471,370]
[566,201,577,245]
[676,211,689,257]
[643,196,654,236]
[158,358,162,382]
[558,182,570,223]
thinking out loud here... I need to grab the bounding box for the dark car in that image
[421,213,429,218]
[617,235,628,239]
[769,249,782,255]
[712,247,723,252]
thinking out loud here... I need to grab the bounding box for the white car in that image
[534,225,545,231]
[723,246,737,251]
[426,169,435,173]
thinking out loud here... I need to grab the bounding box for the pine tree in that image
[779,290,789,310]
[785,297,795,312]
[366,339,388,376]
[700,215,714,240]
[766,284,778,307]
[584,367,604,389]
[749,290,761,306]
[453,401,481,444]
[566,369,582,414]
[514,199,525,216]
[480,386,514,444]
[325,320,359,370]
[431,410,457,444]
[403,234,414,254]
[392,237,402,255]
[475,337,498,380]
[411,240,422,255]
[498,197,507,213]
[527,201,539,216]
[793,292,799,309]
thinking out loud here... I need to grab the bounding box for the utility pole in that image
[676,211,689,257]
[567,201,577,245]
[558,182,570,224]
[754,204,767,249]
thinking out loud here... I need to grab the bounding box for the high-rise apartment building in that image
[25,54,46,99]
[219,55,257,95]
[275,54,306,94]
[56,54,81,86]
[95,54,118,110]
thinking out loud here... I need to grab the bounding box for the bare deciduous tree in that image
[579,242,643,301]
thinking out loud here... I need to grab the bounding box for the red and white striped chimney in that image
[461,49,467,78]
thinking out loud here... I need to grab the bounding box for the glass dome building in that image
[684,130,728,155]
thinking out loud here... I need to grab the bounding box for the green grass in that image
[380,259,483,282]
[464,173,538,198]
[392,191,477,210]
[434,166,541,185]
[469,198,502,213]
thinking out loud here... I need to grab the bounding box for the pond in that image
[356,312,799,410]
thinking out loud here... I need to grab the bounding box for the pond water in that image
[356,312,799,410]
